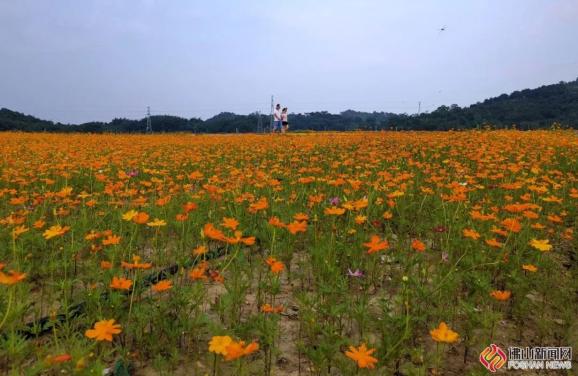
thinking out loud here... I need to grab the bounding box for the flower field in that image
[0,130,577,375]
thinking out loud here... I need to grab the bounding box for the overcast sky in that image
[1,0,577,123]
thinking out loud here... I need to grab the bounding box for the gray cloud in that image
[1,0,577,123]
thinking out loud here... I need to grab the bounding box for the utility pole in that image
[256,110,263,133]
[146,106,152,133]
[269,95,274,132]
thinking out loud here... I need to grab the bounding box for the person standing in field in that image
[281,107,289,133]
[272,104,282,133]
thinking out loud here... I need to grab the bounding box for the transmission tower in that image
[146,106,152,133]
[256,111,263,133]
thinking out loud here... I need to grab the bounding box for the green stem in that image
[0,288,14,332]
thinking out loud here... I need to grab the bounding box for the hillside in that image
[390,78,578,130]
[1,78,577,132]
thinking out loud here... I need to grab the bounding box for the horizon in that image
[1,0,578,123]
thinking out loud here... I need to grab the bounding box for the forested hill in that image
[392,78,578,130]
[1,78,577,132]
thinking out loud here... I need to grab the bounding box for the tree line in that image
[1,78,577,133]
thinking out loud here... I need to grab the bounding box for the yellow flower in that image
[209,336,233,355]
[147,218,167,227]
[122,209,138,221]
[43,225,70,240]
[529,239,552,252]
[430,322,459,343]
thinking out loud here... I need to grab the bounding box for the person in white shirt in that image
[272,104,282,133]
[281,107,289,133]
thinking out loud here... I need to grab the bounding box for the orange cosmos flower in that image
[155,196,171,206]
[0,270,27,285]
[151,279,172,292]
[189,261,209,281]
[209,270,225,283]
[33,220,46,229]
[43,225,70,240]
[501,218,522,233]
[490,290,511,301]
[293,213,309,222]
[268,216,286,228]
[491,226,508,237]
[248,198,268,213]
[203,223,228,242]
[175,213,188,222]
[411,239,426,252]
[382,211,393,220]
[430,322,460,343]
[345,343,378,369]
[110,276,132,290]
[522,210,539,219]
[286,221,307,235]
[224,340,260,361]
[462,228,480,240]
[9,196,27,205]
[102,234,121,246]
[363,235,389,254]
[132,212,150,224]
[85,319,122,342]
[470,211,496,221]
[121,255,152,270]
[485,238,503,248]
[12,225,29,239]
[100,260,112,270]
[242,341,259,356]
[188,171,204,180]
[223,341,245,361]
[266,257,285,274]
[324,207,346,216]
[45,353,72,365]
[193,245,208,256]
[225,231,256,245]
[261,304,284,314]
[522,264,538,272]
[183,202,198,213]
[222,217,239,230]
